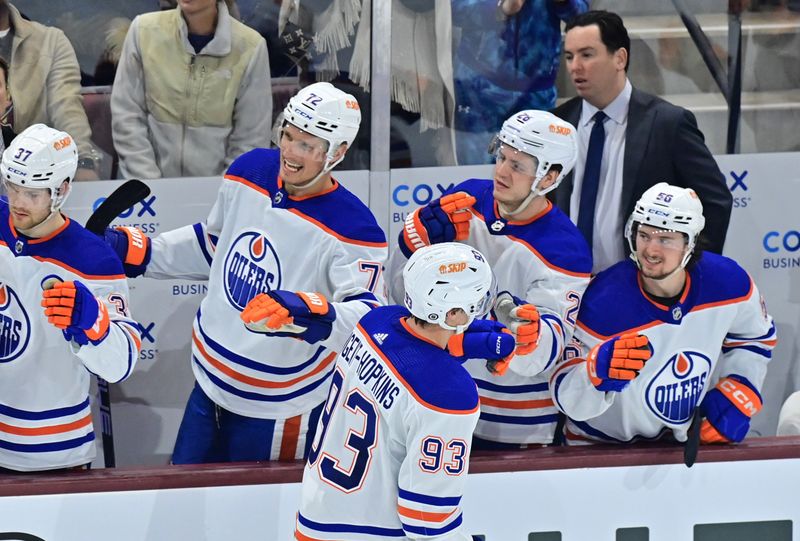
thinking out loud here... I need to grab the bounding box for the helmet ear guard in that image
[403,243,496,334]
[625,182,706,270]
[1,123,78,212]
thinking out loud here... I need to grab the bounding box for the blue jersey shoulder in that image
[360,306,478,412]
[291,182,386,246]
[692,252,752,305]
[0,203,125,278]
[225,148,280,196]
[577,260,647,337]
[508,205,592,275]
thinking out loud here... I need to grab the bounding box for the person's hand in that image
[103,227,151,277]
[448,319,516,375]
[241,291,336,344]
[399,192,475,256]
[501,0,526,16]
[42,280,110,346]
[492,292,540,355]
[586,332,651,392]
[699,375,762,443]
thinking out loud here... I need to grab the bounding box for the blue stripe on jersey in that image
[0,431,95,453]
[343,291,379,304]
[403,514,462,536]
[726,322,776,341]
[196,314,327,375]
[0,398,91,420]
[571,420,622,442]
[540,314,562,367]
[194,357,332,401]
[398,488,462,507]
[297,512,405,537]
[449,178,592,275]
[109,321,136,382]
[721,345,772,359]
[302,401,325,458]
[480,412,560,425]
[193,223,213,265]
[474,379,549,394]
[552,373,569,413]
[225,148,280,196]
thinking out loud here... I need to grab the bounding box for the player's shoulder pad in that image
[224,148,281,197]
[576,260,643,337]
[692,252,753,305]
[448,178,493,200]
[508,205,593,276]
[290,182,387,247]
[359,307,478,413]
[45,220,126,278]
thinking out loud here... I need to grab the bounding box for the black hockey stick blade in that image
[683,407,703,468]
[85,179,151,235]
[97,377,116,468]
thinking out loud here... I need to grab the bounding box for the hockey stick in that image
[85,178,152,468]
[683,407,703,467]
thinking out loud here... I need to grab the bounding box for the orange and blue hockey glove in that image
[492,291,540,356]
[586,332,651,392]
[399,192,476,257]
[241,290,336,344]
[41,281,110,346]
[103,226,151,277]
[448,319,516,375]
[699,375,762,443]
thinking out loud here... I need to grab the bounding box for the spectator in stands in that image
[111,0,271,180]
[0,1,100,180]
[551,10,732,273]
[551,183,774,446]
[0,57,12,150]
[452,0,588,165]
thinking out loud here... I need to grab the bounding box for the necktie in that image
[577,111,608,247]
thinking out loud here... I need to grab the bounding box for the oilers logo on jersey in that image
[0,284,31,362]
[645,350,711,424]
[223,230,281,310]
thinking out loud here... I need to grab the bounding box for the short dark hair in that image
[565,10,631,71]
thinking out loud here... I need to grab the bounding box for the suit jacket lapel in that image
[622,89,656,218]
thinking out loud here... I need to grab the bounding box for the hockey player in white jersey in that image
[0,125,142,471]
[389,110,592,448]
[290,243,514,541]
[103,82,388,463]
[551,183,775,445]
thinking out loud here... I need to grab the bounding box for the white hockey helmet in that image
[625,182,706,269]
[1,124,78,211]
[403,243,495,334]
[282,82,361,170]
[491,110,578,197]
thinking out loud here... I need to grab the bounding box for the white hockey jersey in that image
[296,306,478,541]
[389,179,591,444]
[146,148,388,420]
[550,254,775,444]
[0,202,141,471]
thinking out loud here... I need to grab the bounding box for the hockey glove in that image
[492,291,540,356]
[399,192,476,257]
[241,290,336,344]
[448,319,516,375]
[699,375,762,444]
[103,226,151,278]
[586,332,651,392]
[41,281,110,346]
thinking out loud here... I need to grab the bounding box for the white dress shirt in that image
[570,79,632,273]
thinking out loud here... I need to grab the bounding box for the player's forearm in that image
[550,359,614,420]
[145,224,213,280]
[76,320,141,383]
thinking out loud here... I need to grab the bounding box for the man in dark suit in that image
[551,10,732,273]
